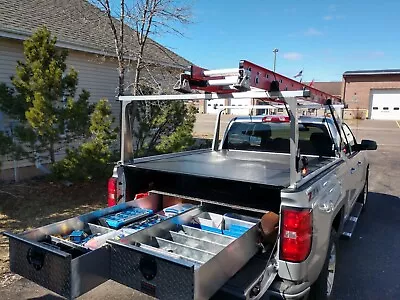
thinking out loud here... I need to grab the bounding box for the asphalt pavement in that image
[1,118,399,300]
[333,120,400,300]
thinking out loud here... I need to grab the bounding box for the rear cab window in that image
[223,121,335,157]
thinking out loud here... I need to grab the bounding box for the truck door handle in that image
[357,161,362,166]
[351,168,356,174]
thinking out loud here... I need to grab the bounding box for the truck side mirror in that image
[358,139,378,151]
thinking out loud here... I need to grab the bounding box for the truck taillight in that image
[107,177,118,207]
[135,192,149,200]
[280,208,312,262]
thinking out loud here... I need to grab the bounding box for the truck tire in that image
[357,169,369,212]
[307,229,337,300]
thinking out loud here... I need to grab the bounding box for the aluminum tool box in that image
[4,192,263,300]
[3,195,177,299]
[109,202,261,300]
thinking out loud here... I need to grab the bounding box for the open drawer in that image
[5,233,109,299]
[3,194,197,299]
[109,203,262,300]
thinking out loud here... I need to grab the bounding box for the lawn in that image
[0,179,107,287]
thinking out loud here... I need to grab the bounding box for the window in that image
[224,122,335,156]
[394,107,399,111]
[341,123,358,155]
[342,124,356,147]
[383,107,389,110]
[373,107,378,110]
[339,128,351,155]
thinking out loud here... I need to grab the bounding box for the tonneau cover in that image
[130,150,289,187]
[128,150,334,187]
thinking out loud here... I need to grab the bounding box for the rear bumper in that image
[263,281,311,299]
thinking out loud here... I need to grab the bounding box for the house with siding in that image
[0,0,191,179]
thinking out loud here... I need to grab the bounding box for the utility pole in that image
[273,48,279,72]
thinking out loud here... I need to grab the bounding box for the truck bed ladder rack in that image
[174,60,341,105]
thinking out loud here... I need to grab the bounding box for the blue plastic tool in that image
[69,230,87,243]
[101,207,154,229]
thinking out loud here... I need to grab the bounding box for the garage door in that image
[205,99,225,114]
[230,98,251,115]
[371,90,400,120]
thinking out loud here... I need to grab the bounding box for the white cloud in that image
[323,15,333,21]
[283,52,303,61]
[304,28,322,36]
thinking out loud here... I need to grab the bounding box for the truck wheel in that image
[308,229,337,300]
[357,170,369,212]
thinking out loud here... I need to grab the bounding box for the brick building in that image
[342,70,400,120]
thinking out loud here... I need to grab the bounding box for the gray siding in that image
[0,37,184,173]
[0,38,24,131]
[0,37,122,122]
[66,50,121,117]
[0,37,122,170]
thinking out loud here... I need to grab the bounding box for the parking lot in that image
[1,117,399,300]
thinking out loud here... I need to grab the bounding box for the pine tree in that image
[52,99,118,181]
[0,26,92,163]
[132,99,197,157]
[0,132,13,169]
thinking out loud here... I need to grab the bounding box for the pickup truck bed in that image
[130,149,337,188]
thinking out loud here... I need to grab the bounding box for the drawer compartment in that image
[3,194,198,299]
[5,233,110,299]
[109,205,261,300]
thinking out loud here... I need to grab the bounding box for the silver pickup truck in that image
[4,107,377,299]
[109,112,378,300]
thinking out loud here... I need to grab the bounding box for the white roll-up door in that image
[205,99,225,114]
[230,98,251,115]
[370,90,400,120]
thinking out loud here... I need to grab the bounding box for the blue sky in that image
[120,0,400,82]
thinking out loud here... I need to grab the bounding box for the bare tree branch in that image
[122,0,192,95]
[88,0,194,156]
[91,0,126,96]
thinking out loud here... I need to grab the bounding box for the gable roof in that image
[0,0,191,68]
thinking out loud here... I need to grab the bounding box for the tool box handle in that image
[3,232,71,259]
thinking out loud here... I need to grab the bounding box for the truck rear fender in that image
[278,171,341,283]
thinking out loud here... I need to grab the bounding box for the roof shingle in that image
[0,0,191,67]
